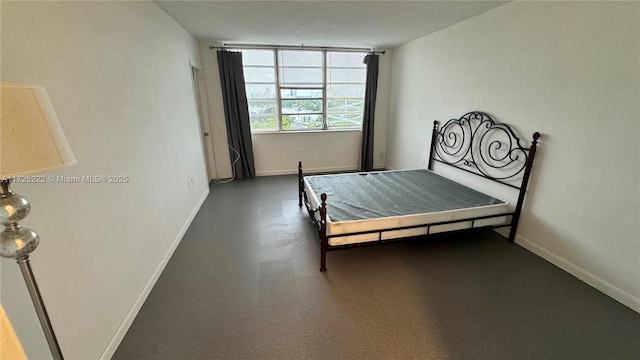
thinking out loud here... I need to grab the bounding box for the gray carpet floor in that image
[114,175,640,359]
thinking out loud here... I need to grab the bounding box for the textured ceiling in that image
[153,1,509,49]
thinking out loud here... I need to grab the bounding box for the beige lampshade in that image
[1,304,27,359]
[1,83,76,177]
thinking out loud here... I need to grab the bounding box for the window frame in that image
[243,49,366,133]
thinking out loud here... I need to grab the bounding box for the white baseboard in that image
[515,233,640,313]
[256,165,358,177]
[98,188,210,359]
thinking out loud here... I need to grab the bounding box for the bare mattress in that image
[304,169,510,246]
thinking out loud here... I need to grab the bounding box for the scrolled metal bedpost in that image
[298,161,303,207]
[509,132,540,242]
[427,120,439,171]
[319,193,328,272]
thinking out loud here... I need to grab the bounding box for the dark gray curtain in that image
[360,54,379,171]
[217,50,256,179]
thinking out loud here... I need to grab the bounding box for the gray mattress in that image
[304,169,505,222]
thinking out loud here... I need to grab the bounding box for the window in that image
[242,49,367,132]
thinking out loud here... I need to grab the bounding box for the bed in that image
[298,111,540,272]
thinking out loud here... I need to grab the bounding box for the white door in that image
[191,64,216,180]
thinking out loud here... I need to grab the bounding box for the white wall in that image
[199,43,392,177]
[1,2,208,358]
[386,1,640,311]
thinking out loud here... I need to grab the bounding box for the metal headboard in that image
[428,111,540,190]
[427,111,540,243]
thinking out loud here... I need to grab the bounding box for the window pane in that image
[327,68,366,83]
[281,88,323,99]
[279,50,323,67]
[245,84,276,99]
[326,52,366,130]
[248,99,277,115]
[244,67,275,83]
[250,115,278,131]
[327,98,364,113]
[327,84,365,98]
[328,52,366,68]
[327,114,363,128]
[282,99,322,114]
[242,50,274,66]
[279,67,323,86]
[283,114,323,130]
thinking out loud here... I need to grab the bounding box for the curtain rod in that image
[209,43,385,55]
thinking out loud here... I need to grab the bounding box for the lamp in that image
[1,83,76,360]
